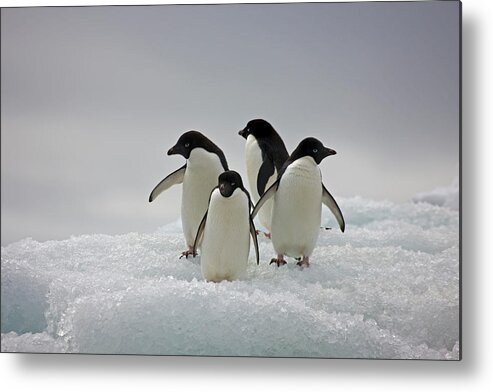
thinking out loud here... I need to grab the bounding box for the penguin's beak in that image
[168,144,187,157]
[219,182,233,197]
[238,128,247,139]
[324,147,337,158]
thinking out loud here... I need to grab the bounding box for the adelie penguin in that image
[252,137,345,268]
[149,131,228,258]
[238,119,289,237]
[193,171,259,282]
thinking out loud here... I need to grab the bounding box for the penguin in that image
[193,171,259,282]
[149,130,228,258]
[252,137,345,268]
[238,119,289,236]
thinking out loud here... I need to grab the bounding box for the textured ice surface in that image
[1,194,459,359]
[412,177,459,211]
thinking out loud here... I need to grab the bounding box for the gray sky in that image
[1,2,460,245]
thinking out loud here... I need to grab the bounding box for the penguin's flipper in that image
[257,154,275,196]
[149,164,186,202]
[252,179,279,220]
[249,217,260,265]
[193,210,208,254]
[322,184,345,232]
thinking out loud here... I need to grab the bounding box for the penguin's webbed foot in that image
[270,257,287,267]
[296,257,310,268]
[255,230,272,239]
[179,248,197,259]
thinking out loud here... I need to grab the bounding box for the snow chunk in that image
[1,196,459,359]
[412,177,459,210]
[1,331,68,353]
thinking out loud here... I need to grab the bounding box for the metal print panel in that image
[0,1,461,359]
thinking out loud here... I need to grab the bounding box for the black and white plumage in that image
[193,171,259,282]
[149,130,228,258]
[238,119,289,234]
[252,137,345,268]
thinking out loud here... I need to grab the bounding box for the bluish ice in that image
[1,180,459,359]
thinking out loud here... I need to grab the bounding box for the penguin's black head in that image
[167,130,208,159]
[238,119,275,140]
[294,137,336,164]
[218,170,244,198]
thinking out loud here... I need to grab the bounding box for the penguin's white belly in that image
[245,135,275,232]
[181,149,224,246]
[200,189,250,282]
[271,157,322,258]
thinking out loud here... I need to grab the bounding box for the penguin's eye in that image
[184,143,190,148]
[231,182,236,186]
[313,148,318,153]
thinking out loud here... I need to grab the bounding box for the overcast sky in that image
[1,1,460,245]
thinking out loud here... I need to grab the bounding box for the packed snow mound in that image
[1,196,459,359]
[1,331,68,353]
[412,177,459,210]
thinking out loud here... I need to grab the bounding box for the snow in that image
[412,176,459,211]
[1,190,459,359]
